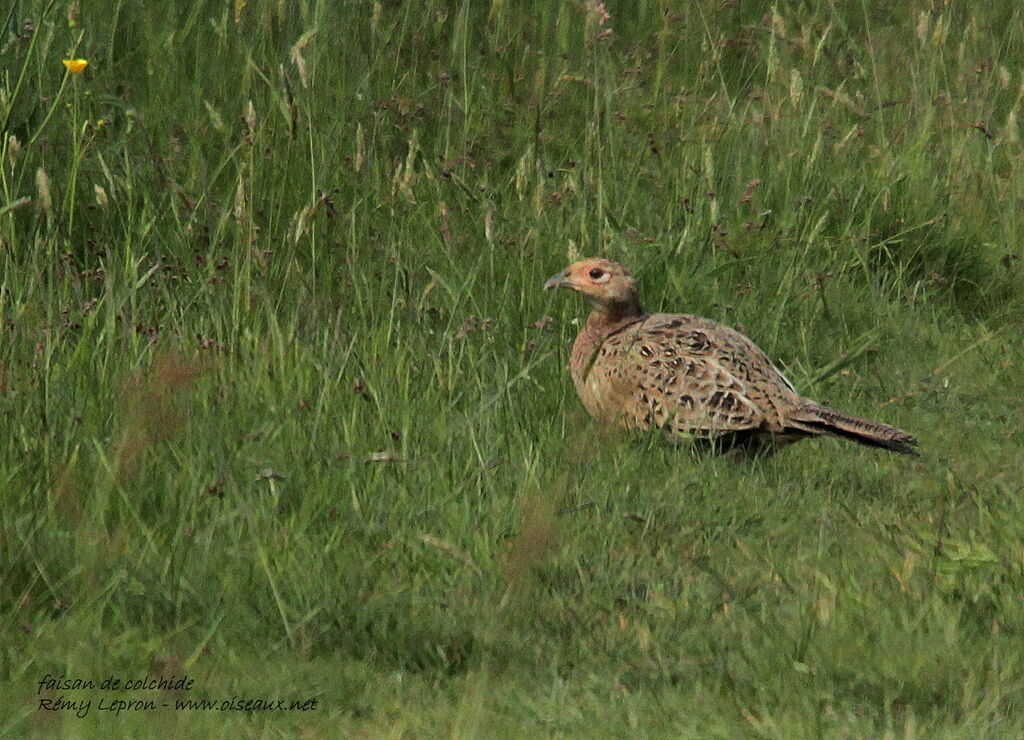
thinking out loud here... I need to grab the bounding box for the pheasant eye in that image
[588,268,605,279]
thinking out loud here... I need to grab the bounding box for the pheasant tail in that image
[789,402,919,456]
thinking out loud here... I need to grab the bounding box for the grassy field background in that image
[2,0,1023,736]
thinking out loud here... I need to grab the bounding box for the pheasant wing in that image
[594,320,766,438]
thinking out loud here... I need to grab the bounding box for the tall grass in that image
[2,0,1023,736]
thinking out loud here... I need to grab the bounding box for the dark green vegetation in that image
[2,1,1023,736]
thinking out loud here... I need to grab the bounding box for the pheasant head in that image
[544,258,643,321]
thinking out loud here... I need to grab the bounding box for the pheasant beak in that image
[543,269,572,291]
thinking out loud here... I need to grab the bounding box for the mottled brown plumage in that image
[544,258,918,455]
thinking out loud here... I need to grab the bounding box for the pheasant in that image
[544,258,918,455]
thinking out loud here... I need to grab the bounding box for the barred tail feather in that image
[789,402,919,456]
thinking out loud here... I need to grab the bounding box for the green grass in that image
[2,0,1023,736]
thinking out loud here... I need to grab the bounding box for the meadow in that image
[2,0,1023,736]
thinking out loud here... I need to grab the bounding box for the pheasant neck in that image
[585,301,645,335]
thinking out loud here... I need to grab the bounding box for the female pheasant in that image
[545,258,918,455]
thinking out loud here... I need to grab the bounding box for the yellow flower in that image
[62,59,89,74]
